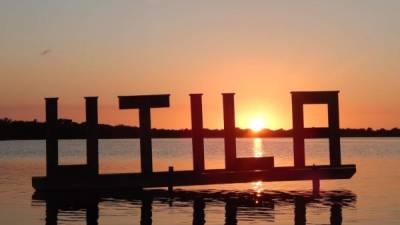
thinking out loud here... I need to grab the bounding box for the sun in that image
[249,117,265,132]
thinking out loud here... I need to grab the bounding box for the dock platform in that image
[33,165,356,191]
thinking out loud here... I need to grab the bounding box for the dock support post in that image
[168,166,174,193]
[328,95,341,167]
[223,93,236,170]
[190,94,205,172]
[292,97,305,168]
[139,106,153,174]
[85,97,99,175]
[45,98,58,177]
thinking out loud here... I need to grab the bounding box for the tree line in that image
[0,118,399,140]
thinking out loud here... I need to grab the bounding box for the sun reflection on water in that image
[253,138,263,158]
[251,138,264,203]
[251,181,264,196]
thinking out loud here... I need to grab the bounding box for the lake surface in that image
[0,138,399,224]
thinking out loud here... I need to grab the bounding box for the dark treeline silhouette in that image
[1,117,399,140]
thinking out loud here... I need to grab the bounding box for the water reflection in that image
[32,189,356,225]
[253,138,263,158]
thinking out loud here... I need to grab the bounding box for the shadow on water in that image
[32,189,356,225]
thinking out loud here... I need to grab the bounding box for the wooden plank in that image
[290,91,339,104]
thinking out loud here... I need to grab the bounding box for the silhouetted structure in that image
[291,91,341,167]
[32,91,356,192]
[119,94,170,174]
[44,97,99,178]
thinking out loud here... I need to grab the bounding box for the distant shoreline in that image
[1,136,400,141]
[1,118,399,140]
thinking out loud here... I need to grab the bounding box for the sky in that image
[0,0,399,129]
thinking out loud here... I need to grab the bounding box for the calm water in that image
[0,138,399,225]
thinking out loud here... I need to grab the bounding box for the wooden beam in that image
[119,94,170,108]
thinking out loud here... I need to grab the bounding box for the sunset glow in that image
[249,117,265,132]
[0,1,399,130]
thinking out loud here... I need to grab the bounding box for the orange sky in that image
[0,1,399,129]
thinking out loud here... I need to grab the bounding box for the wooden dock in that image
[32,165,355,191]
[32,91,356,192]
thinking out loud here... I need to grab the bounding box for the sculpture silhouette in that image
[32,91,356,192]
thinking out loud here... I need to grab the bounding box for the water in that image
[0,138,399,224]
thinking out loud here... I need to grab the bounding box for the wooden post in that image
[292,95,305,168]
[119,95,170,174]
[328,95,341,167]
[190,94,205,172]
[85,97,99,175]
[168,166,174,193]
[139,106,153,174]
[223,93,236,170]
[45,98,58,177]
